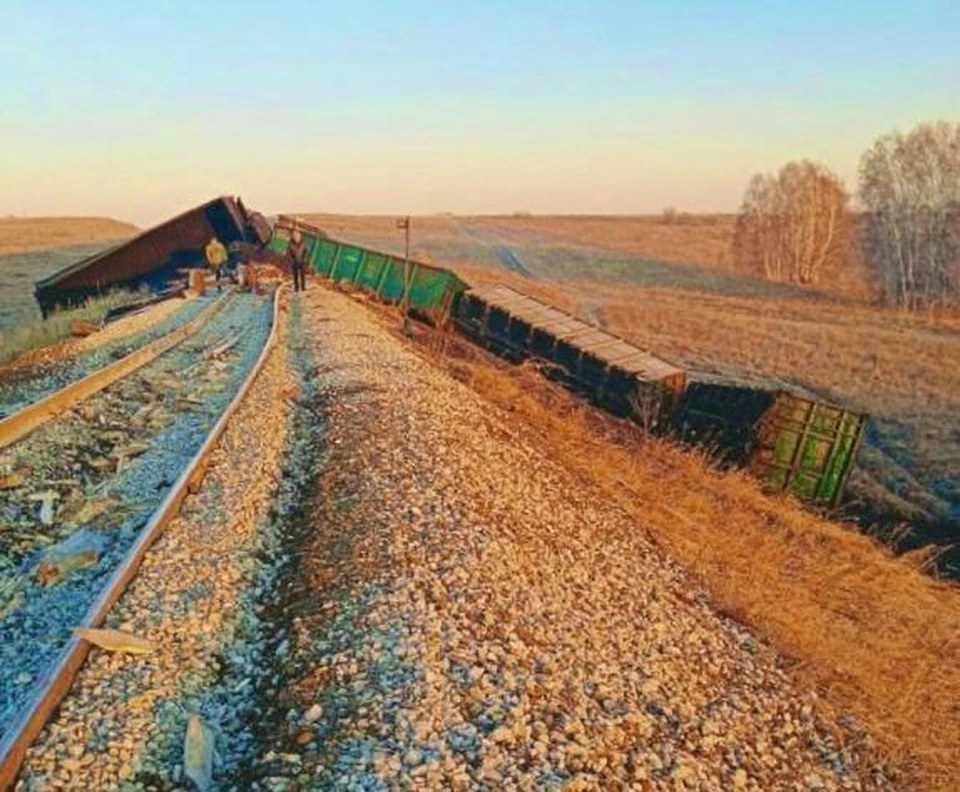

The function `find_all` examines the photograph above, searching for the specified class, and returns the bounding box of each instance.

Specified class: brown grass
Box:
[303,212,879,297]
[0,216,138,257]
[0,290,141,365]
[295,213,463,258]
[303,213,960,547]
[410,323,960,790]
[473,213,738,268]
[297,213,735,270]
[448,262,960,533]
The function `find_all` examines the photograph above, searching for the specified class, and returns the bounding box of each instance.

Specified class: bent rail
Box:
[0,286,285,790]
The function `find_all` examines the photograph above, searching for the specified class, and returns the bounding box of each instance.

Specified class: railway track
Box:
[0,294,228,451]
[0,295,213,423]
[0,287,282,787]
[0,284,906,790]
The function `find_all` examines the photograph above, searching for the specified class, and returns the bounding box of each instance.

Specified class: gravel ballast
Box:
[0,290,274,740]
[11,283,895,790]
[14,291,295,790]
[232,286,892,790]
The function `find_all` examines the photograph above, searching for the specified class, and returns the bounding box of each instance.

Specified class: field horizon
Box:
[4,211,958,563]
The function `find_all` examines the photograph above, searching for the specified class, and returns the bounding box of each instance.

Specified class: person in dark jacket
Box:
[287,226,307,292]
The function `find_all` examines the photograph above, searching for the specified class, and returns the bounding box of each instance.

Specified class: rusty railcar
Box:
[34,196,271,316]
[454,284,687,423]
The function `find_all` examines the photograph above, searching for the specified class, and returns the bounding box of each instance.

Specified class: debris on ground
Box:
[74,628,154,655]
[34,529,107,586]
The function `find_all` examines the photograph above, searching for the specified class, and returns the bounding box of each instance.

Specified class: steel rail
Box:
[0,291,231,450]
[0,286,285,790]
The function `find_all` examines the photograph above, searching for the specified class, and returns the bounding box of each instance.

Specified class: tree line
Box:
[732,121,960,308]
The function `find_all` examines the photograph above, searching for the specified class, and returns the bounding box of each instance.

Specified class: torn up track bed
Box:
[0,290,276,747]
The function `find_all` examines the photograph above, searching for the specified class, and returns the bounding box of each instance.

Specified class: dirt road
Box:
[455,221,534,277]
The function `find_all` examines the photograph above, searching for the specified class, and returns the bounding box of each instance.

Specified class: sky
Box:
[0,1,957,226]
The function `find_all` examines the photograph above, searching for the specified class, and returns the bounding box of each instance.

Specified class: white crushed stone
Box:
[243,286,892,791]
[15,297,294,791]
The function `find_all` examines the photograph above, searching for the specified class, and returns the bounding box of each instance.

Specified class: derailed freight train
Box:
[34,196,271,316]
[452,285,865,507]
[247,214,870,509]
[454,284,687,429]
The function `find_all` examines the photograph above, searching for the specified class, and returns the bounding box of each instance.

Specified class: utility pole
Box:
[396,215,411,329]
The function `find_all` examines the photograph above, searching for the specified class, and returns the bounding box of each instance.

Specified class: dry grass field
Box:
[304,213,960,563]
[300,213,736,270]
[0,216,138,257]
[0,217,139,334]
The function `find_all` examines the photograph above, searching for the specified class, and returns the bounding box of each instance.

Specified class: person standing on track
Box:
[204,236,228,292]
[287,225,308,293]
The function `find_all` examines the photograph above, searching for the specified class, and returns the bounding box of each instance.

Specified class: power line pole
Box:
[396,215,411,329]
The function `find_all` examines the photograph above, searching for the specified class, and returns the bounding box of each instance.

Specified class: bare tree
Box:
[859,121,960,308]
[733,161,850,285]
[734,173,782,280]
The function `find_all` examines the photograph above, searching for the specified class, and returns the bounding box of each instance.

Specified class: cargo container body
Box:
[35,196,270,316]
[676,380,866,507]
[454,284,687,425]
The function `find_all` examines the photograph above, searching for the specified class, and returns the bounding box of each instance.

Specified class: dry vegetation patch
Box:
[413,326,959,790]
[0,290,142,366]
[469,213,737,271]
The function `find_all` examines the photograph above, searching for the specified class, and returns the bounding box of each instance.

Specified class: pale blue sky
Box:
[0,1,956,225]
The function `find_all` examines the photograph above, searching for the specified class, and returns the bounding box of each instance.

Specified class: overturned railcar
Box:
[34,196,271,316]
[262,216,869,510]
[675,376,867,508]
[454,284,687,423]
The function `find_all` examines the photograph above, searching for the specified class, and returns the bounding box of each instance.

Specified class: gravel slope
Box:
[234,287,892,791]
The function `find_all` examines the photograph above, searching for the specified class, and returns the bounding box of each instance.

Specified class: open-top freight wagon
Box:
[453,284,687,428]
[451,285,865,508]
[34,196,271,317]
[230,213,870,509]
[675,377,867,507]
[269,215,467,326]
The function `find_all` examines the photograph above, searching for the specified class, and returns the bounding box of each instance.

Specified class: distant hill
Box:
[0,216,139,257]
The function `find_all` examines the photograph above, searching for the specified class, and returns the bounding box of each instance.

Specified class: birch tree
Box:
[733,161,849,285]
[859,121,960,308]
